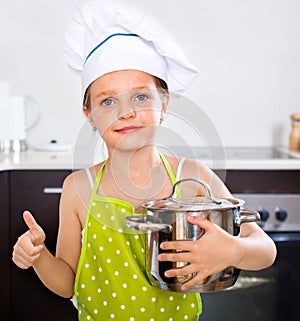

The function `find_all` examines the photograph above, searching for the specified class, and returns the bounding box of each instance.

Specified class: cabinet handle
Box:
[43,187,62,194]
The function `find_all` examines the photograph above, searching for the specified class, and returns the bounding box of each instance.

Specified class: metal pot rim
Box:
[142,196,245,212]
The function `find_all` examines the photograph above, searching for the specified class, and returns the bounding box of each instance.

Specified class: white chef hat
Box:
[63,1,199,97]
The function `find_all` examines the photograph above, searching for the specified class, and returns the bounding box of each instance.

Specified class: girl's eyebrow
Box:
[95,89,118,99]
[95,86,154,98]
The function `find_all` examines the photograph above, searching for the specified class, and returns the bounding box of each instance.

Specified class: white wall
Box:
[1,0,300,148]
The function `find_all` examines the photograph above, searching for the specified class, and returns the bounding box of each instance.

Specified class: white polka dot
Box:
[84,263,90,268]
[169,318,173,321]
[93,255,97,260]
[169,296,174,301]
[97,288,101,293]
[94,309,98,314]
[129,318,134,321]
[110,314,115,318]
[191,303,195,308]
[96,213,101,218]
[126,241,130,246]
[87,243,91,248]
[141,248,145,253]
[99,246,104,251]
[124,262,129,267]
[121,208,126,213]
[132,274,138,279]
[116,249,121,254]
[102,225,107,230]
[92,202,96,207]
[114,271,119,276]
[110,216,115,221]
[142,286,147,291]
[98,267,103,272]
[105,204,109,209]
[183,294,187,299]
[91,275,96,280]
[87,316,91,320]
[88,222,92,227]
[106,258,111,264]
[184,315,189,320]
[81,284,86,289]
[112,292,117,297]
[160,307,165,313]
[120,305,125,310]
[92,234,97,239]
[150,319,155,321]
[151,297,156,302]
[108,237,113,242]
[87,296,92,301]
[105,280,109,285]
[122,283,128,288]
[103,301,108,306]
[134,235,139,239]
[140,307,146,312]
[118,228,123,233]
[176,306,180,311]
[131,296,136,301]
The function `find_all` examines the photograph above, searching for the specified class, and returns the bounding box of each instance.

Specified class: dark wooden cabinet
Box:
[220,169,300,194]
[1,169,78,321]
[0,171,10,318]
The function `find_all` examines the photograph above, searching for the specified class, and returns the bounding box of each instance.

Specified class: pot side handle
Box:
[234,209,261,226]
[126,215,173,233]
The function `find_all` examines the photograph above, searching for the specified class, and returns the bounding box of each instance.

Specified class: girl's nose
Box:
[118,103,136,120]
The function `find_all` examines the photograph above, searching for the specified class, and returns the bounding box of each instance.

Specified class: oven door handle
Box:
[225,276,273,291]
[268,232,300,244]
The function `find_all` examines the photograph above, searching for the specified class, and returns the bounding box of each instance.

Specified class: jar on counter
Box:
[289,113,300,151]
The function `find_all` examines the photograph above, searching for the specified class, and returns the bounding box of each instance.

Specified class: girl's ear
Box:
[83,105,96,130]
[83,105,90,119]
[161,93,169,117]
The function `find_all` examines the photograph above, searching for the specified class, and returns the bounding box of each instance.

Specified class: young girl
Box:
[12,2,276,320]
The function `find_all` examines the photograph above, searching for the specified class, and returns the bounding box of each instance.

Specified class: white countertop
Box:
[1,147,300,171]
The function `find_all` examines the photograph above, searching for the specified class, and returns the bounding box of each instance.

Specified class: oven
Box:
[196,148,300,321]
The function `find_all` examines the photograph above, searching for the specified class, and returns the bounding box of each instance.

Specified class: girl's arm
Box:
[12,173,83,298]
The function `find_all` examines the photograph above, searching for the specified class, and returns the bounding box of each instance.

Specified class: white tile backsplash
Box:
[1,0,299,148]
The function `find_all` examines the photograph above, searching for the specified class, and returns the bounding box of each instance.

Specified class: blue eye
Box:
[135,94,148,102]
[101,98,114,106]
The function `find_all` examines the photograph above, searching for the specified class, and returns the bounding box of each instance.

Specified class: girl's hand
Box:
[12,211,46,269]
[157,215,239,291]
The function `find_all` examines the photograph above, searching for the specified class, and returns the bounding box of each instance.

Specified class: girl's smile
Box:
[114,125,143,134]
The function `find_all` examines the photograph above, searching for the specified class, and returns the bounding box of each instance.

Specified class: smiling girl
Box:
[12,2,276,320]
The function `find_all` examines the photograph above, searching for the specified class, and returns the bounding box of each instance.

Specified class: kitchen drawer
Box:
[8,170,78,321]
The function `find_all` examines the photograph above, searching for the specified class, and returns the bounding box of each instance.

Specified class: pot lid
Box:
[143,196,244,212]
[142,178,244,212]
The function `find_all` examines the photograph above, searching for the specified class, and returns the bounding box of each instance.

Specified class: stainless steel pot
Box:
[126,178,260,293]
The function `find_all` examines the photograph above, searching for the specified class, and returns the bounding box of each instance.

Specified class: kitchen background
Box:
[0,0,300,149]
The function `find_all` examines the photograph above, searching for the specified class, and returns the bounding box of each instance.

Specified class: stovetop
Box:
[161,146,300,160]
[223,147,298,160]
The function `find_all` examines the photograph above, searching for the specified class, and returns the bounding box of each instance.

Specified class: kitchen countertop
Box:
[1,146,300,171]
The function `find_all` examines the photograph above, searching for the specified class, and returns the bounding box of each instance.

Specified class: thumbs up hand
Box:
[12,211,46,269]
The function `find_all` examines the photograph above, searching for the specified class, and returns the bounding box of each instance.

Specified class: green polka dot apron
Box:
[74,154,202,320]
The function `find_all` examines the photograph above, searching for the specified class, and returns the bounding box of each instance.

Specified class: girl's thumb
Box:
[23,210,40,232]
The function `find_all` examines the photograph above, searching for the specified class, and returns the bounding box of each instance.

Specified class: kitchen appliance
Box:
[189,147,300,321]
[126,178,260,293]
[0,81,40,152]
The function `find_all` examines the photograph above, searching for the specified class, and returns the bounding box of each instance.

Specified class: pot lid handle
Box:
[168,178,221,204]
